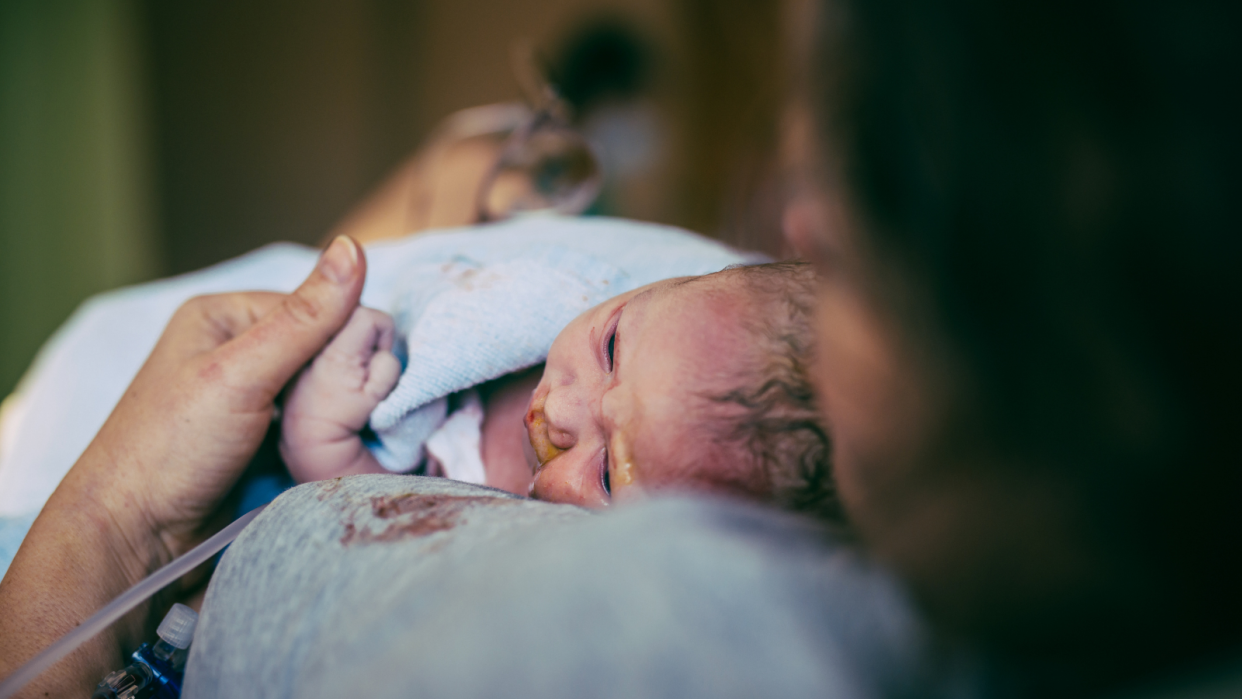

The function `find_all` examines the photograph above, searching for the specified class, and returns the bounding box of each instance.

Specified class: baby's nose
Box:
[542,388,583,449]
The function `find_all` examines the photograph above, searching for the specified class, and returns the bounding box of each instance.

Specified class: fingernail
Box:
[319,236,358,284]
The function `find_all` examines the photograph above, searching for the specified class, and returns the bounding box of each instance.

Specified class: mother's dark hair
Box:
[813,0,1241,688]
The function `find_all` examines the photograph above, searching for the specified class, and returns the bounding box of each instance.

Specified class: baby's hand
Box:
[280,306,402,482]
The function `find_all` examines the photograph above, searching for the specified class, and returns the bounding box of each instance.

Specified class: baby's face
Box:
[524,274,757,508]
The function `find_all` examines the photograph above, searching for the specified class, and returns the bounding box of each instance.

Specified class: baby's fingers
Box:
[365,349,402,402]
[327,306,401,402]
[323,306,396,360]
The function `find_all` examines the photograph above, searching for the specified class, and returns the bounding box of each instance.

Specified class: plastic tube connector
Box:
[155,604,198,650]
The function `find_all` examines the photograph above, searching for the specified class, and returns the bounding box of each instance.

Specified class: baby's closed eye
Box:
[602,311,621,372]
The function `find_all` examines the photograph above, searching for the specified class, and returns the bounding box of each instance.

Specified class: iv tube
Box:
[0,504,267,699]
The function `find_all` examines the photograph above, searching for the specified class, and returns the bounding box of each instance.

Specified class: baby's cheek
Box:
[531,454,610,509]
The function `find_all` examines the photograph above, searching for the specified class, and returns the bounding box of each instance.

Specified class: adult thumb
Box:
[217,236,367,398]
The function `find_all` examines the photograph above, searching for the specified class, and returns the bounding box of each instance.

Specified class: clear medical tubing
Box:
[0,504,267,699]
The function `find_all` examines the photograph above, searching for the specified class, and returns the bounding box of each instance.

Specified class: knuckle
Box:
[361,306,392,328]
[173,294,213,321]
[375,353,402,382]
[169,294,230,338]
[283,292,324,326]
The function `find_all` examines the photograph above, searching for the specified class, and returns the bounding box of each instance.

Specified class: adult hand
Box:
[0,236,366,697]
[101,235,367,557]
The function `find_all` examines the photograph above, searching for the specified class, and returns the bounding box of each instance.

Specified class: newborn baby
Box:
[281,262,836,516]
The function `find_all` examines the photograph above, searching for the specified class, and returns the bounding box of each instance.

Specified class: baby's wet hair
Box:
[698,261,841,523]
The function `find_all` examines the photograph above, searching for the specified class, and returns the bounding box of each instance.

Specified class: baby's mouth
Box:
[524,398,564,470]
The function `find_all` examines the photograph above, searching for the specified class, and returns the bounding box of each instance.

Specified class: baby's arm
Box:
[281,307,402,483]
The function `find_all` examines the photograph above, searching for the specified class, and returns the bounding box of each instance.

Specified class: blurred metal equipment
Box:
[474,42,604,222]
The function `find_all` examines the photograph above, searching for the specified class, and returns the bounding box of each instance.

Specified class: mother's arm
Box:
[0,237,366,698]
[324,130,504,246]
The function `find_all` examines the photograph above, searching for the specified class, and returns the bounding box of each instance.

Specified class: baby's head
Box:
[525,261,837,519]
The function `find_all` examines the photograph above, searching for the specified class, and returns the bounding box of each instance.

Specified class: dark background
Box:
[0,0,787,397]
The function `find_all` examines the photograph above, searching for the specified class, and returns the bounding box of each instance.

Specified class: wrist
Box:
[56,446,174,586]
[0,447,161,696]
